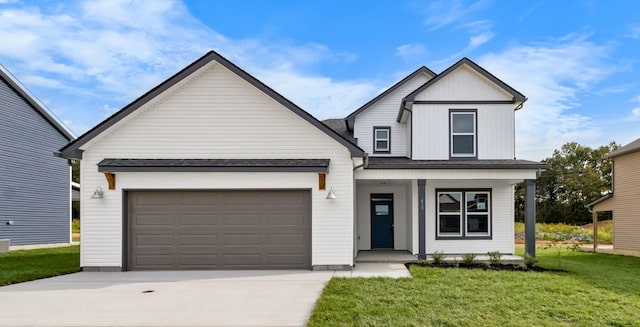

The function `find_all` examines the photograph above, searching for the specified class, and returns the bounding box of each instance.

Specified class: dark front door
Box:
[371,194,394,248]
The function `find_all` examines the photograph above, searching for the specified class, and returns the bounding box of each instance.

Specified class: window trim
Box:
[449,109,477,159]
[373,126,391,153]
[436,188,492,240]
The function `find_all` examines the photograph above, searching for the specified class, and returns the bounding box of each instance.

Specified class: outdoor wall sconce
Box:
[326,188,336,199]
[91,186,104,199]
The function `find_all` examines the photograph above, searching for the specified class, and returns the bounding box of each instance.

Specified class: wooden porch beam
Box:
[318,173,326,190]
[104,172,116,190]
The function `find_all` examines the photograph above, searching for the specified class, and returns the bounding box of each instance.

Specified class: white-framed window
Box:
[450,111,476,158]
[437,190,491,238]
[373,126,390,153]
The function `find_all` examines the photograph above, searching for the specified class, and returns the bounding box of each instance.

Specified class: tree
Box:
[518,141,619,225]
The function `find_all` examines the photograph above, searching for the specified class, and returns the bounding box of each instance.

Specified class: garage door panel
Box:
[223,234,262,245]
[179,214,218,225]
[180,234,218,245]
[223,214,263,226]
[128,190,310,270]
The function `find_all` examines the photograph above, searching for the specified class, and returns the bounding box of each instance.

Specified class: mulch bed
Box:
[406,262,566,272]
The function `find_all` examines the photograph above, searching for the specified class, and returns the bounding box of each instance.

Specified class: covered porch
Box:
[353,159,543,262]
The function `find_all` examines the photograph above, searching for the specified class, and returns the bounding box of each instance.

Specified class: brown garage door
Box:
[127,190,311,270]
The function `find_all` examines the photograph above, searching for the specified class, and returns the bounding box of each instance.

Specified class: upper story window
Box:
[450,110,477,158]
[373,126,391,153]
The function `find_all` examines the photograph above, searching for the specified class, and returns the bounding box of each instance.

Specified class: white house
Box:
[59,51,544,271]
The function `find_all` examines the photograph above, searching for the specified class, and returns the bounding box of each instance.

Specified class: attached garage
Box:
[126,190,311,270]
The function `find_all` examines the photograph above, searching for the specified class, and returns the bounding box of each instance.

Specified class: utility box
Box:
[0,239,10,252]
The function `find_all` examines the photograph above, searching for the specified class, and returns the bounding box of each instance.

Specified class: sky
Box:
[1,0,639,160]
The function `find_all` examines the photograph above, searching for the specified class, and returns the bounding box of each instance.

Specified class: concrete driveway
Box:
[0,270,335,327]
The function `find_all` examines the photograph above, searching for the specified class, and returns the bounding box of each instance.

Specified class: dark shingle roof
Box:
[97,158,330,173]
[322,118,355,143]
[366,157,549,170]
[607,137,640,158]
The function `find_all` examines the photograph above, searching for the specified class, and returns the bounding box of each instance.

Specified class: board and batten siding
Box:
[425,180,515,254]
[594,151,640,251]
[411,103,515,160]
[414,65,514,101]
[353,73,432,157]
[79,60,355,268]
[0,77,70,245]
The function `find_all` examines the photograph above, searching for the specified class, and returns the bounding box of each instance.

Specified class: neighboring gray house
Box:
[0,64,75,246]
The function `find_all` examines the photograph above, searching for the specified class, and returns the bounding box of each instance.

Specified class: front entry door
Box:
[371,194,394,248]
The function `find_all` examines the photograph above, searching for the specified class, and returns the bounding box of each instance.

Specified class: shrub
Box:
[72,219,80,233]
[522,253,538,268]
[431,251,445,265]
[461,253,476,265]
[487,251,502,265]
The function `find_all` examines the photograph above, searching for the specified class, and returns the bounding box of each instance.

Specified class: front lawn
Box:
[308,248,640,326]
[0,245,80,286]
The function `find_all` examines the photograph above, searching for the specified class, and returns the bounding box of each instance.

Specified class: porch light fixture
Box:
[91,186,104,199]
[326,188,336,199]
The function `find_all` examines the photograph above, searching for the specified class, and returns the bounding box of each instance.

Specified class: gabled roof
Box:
[585,192,613,209]
[59,50,364,159]
[345,66,436,129]
[322,118,355,143]
[397,57,527,122]
[0,64,75,141]
[607,137,640,158]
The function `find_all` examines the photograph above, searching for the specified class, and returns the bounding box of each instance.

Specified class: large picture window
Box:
[450,110,476,158]
[437,189,491,238]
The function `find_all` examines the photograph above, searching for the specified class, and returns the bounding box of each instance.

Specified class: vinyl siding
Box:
[79,60,355,268]
[594,152,640,251]
[353,73,432,156]
[411,103,515,160]
[415,65,514,101]
[0,77,70,245]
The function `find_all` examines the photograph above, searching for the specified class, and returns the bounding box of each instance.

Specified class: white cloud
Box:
[423,0,489,31]
[478,36,616,160]
[629,108,640,121]
[395,44,426,60]
[632,95,640,102]
[0,0,378,134]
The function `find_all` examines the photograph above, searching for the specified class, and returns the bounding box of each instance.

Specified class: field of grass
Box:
[0,245,80,286]
[308,248,640,326]
[514,221,612,244]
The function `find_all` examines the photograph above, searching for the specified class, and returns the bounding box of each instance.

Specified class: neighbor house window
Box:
[373,127,390,153]
[437,189,491,238]
[450,110,476,158]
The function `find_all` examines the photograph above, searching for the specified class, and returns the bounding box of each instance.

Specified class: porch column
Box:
[418,179,426,260]
[524,179,536,257]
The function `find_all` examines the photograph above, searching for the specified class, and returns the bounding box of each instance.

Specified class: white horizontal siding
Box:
[80,60,355,268]
[425,180,514,254]
[415,65,513,101]
[411,103,515,160]
[353,73,432,156]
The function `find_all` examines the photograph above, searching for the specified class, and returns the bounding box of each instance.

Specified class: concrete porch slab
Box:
[334,263,412,278]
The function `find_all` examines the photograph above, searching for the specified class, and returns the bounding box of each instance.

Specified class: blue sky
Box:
[1,0,639,160]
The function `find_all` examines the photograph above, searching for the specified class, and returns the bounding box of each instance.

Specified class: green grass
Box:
[308,248,640,326]
[0,245,80,286]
